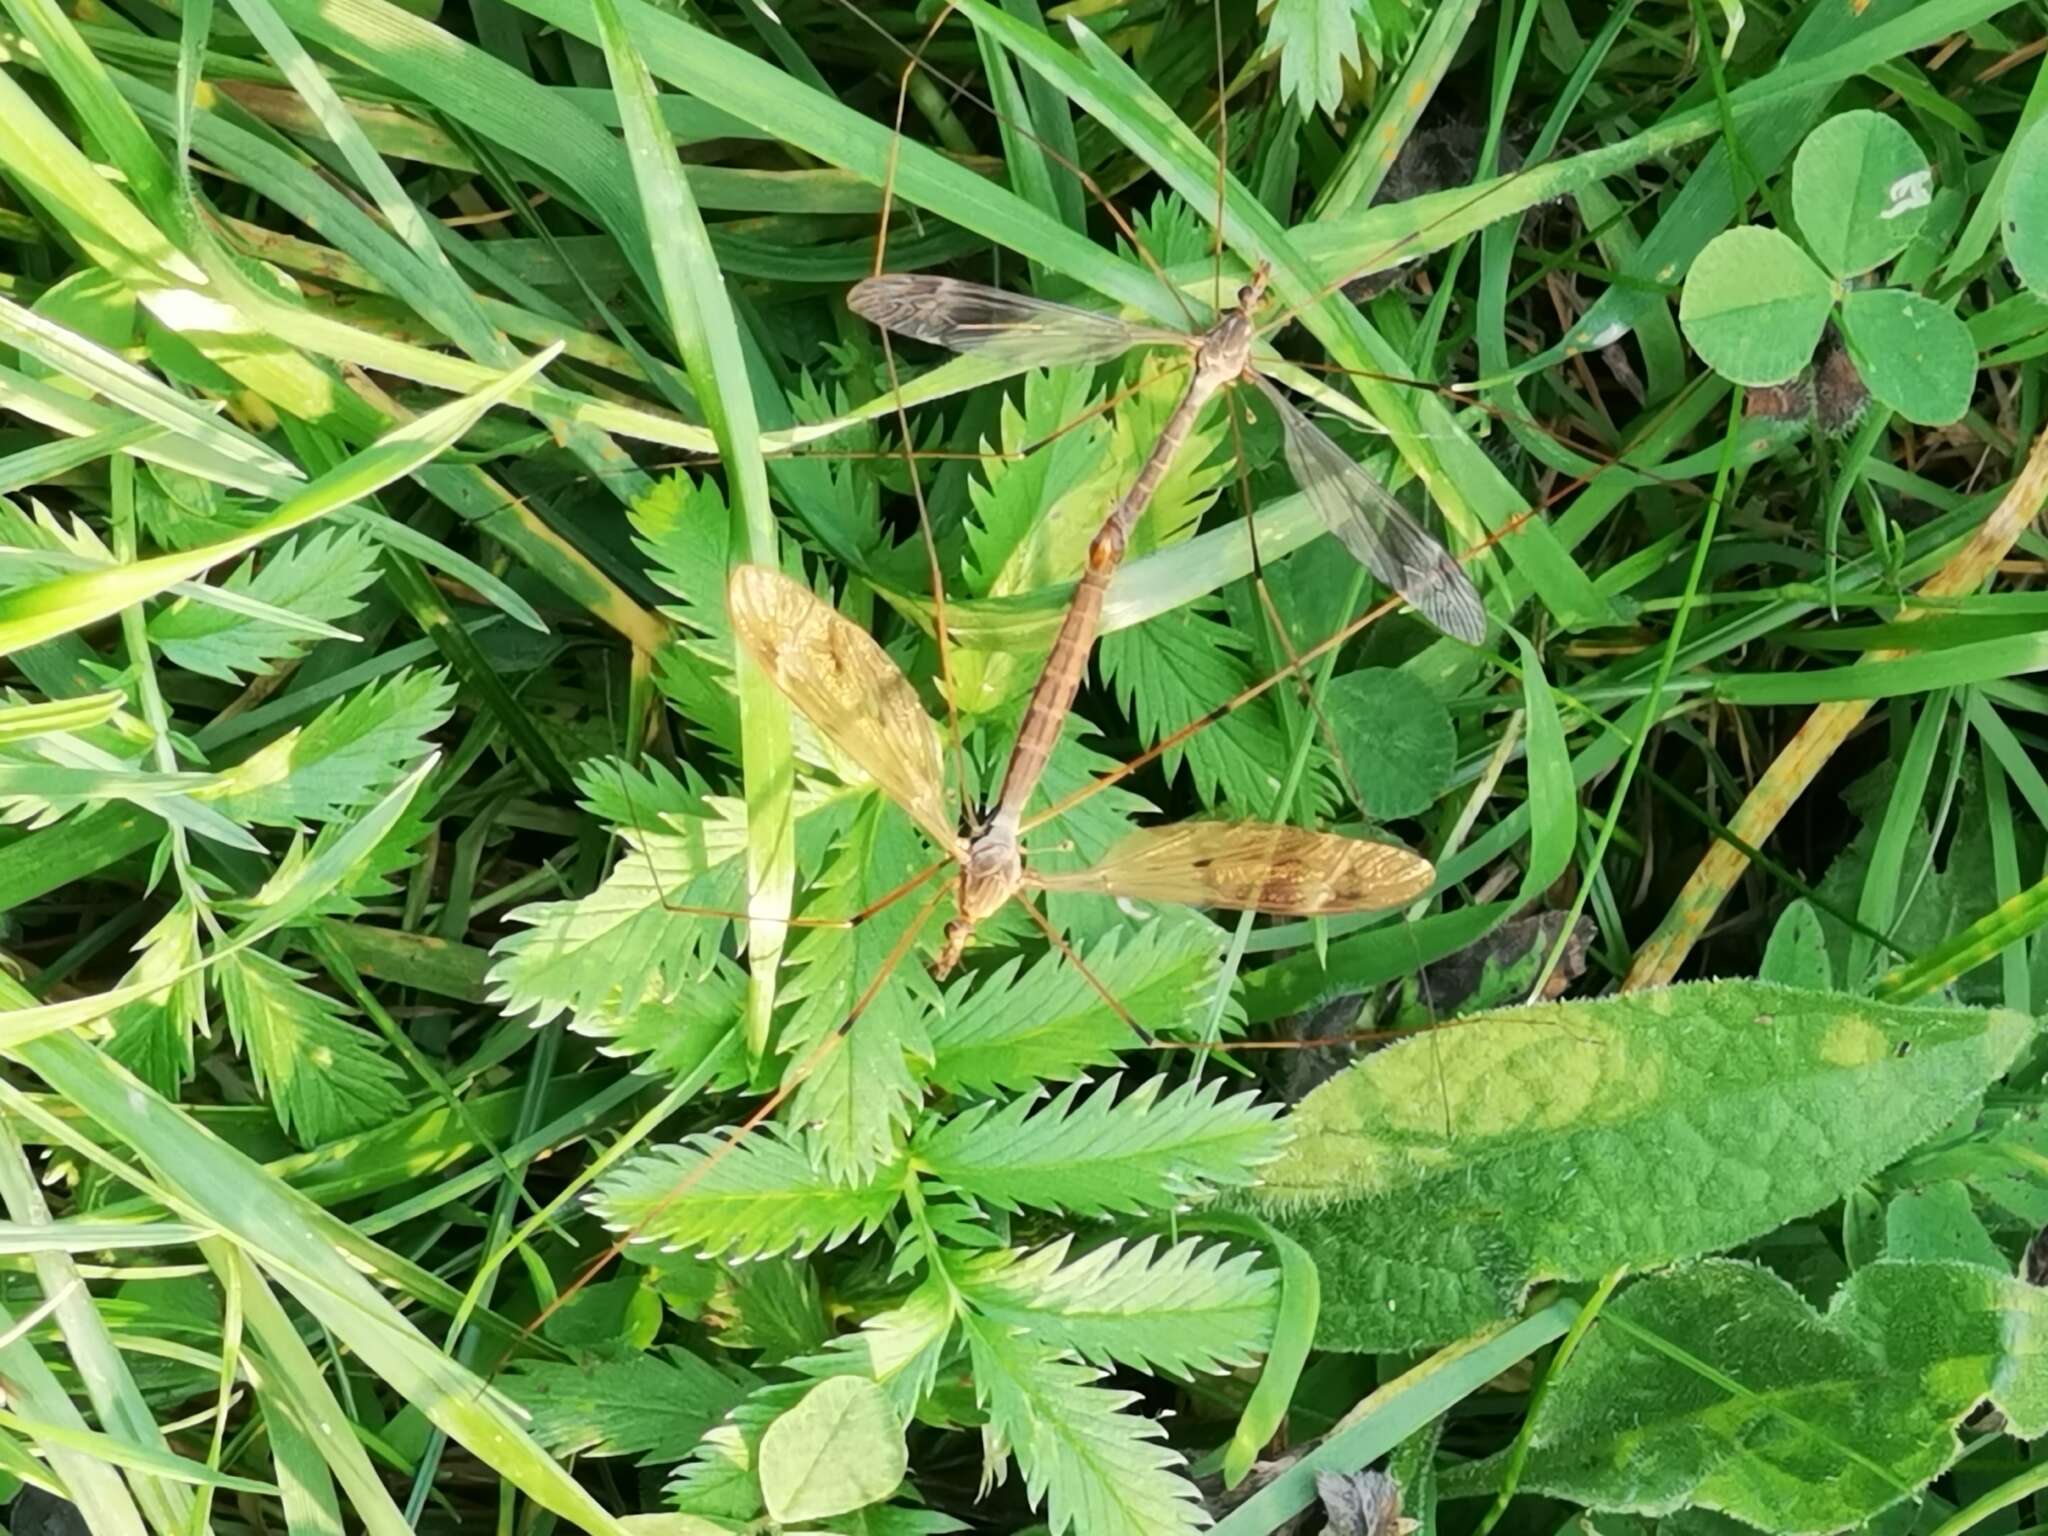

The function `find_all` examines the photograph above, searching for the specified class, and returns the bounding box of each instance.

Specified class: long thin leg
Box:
[830,0,1205,335]
[612,757,950,931]
[1013,895,1154,1046]
[1023,515,1539,835]
[516,879,953,1344]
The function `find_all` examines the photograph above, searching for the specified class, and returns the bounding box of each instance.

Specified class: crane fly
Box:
[727,561,1435,983]
[847,270,1490,647]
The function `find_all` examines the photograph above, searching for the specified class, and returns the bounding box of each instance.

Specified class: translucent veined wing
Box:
[1254,376,1489,645]
[848,274,1181,367]
[1035,821,1433,914]
[727,564,960,854]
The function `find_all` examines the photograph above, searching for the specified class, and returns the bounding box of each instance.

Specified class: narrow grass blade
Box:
[0,348,557,657]
[1211,1301,1578,1533]
[593,0,791,1054]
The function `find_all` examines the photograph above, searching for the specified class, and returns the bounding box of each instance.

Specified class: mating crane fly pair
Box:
[723,267,1485,991]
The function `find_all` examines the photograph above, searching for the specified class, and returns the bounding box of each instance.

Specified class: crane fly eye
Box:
[1237,283,1257,309]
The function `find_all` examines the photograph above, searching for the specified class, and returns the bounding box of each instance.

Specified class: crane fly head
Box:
[1238,260,1273,315]
[933,821,1026,979]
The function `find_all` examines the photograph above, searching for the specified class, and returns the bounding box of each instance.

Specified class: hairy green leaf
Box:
[1445,1259,2048,1531]
[1250,981,2033,1350]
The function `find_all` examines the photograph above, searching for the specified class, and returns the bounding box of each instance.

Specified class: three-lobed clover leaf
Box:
[1839,288,1977,427]
[1681,110,1977,426]
[1678,226,1834,386]
[1793,108,1933,278]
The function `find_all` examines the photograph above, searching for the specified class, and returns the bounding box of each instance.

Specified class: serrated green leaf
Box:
[1112,355,1230,558]
[953,368,1117,714]
[916,1075,1287,1217]
[147,527,378,682]
[965,368,1114,599]
[1679,228,1835,386]
[210,669,453,826]
[1100,604,1331,816]
[780,800,934,1182]
[504,1349,749,1466]
[1444,1259,2048,1531]
[792,1277,955,1420]
[1791,110,1932,278]
[706,1260,831,1358]
[927,922,1221,1094]
[215,948,407,1145]
[958,1236,1275,1379]
[488,764,750,1036]
[593,1127,905,1261]
[104,901,205,1095]
[759,1376,907,1525]
[963,1319,1204,1536]
[1250,981,2034,1350]
[632,472,742,755]
[1260,0,1373,118]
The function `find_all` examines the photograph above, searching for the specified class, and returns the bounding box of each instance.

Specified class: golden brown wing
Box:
[727,564,960,853]
[1035,821,1432,914]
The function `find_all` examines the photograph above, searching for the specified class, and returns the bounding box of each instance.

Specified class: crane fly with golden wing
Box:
[727,563,1435,991]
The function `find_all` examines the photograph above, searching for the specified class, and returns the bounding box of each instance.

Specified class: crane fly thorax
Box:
[958,824,1023,922]
[1193,309,1257,389]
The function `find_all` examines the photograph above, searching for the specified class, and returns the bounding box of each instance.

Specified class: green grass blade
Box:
[593,0,790,1055]
[954,0,1606,631]
[0,347,556,656]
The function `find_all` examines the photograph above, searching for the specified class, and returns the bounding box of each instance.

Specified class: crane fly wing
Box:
[1255,377,1489,645]
[1036,821,1434,914]
[727,565,960,854]
[848,275,1177,367]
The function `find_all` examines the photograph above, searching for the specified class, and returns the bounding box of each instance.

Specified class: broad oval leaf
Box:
[758,1376,907,1524]
[1838,288,1976,426]
[2003,115,2048,292]
[1678,228,1834,387]
[1759,899,1831,989]
[1792,110,1933,278]
[1247,981,2033,1350]
[1324,668,1454,819]
[1443,1259,2048,1532]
